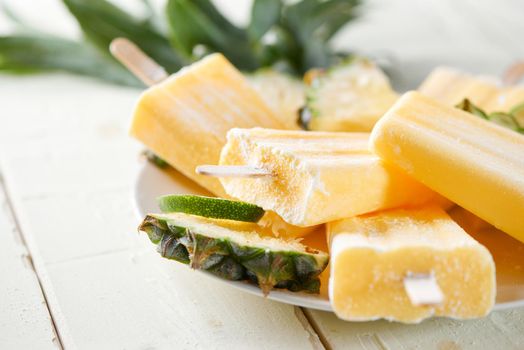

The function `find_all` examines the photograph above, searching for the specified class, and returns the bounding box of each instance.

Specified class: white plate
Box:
[134,161,524,312]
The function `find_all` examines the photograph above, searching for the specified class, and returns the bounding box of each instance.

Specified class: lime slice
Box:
[157,195,265,223]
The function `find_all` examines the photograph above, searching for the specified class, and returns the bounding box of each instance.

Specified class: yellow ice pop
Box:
[370,91,524,243]
[329,206,496,323]
[218,128,437,226]
[419,67,524,112]
[130,53,286,196]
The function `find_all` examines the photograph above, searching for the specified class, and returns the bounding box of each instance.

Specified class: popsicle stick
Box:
[110,37,169,86]
[502,60,524,85]
[196,165,273,178]
[403,272,444,306]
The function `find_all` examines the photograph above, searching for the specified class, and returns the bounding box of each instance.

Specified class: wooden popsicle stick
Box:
[403,272,444,306]
[196,165,274,178]
[502,60,524,86]
[110,37,169,86]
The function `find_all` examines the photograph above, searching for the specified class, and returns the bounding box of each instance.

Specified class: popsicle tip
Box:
[196,165,274,178]
[403,272,444,306]
[109,37,168,87]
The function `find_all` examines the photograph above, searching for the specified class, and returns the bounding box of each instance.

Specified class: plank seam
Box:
[300,307,333,350]
[0,171,64,350]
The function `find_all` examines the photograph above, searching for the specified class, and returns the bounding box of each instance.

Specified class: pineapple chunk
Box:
[302,58,398,132]
[247,70,304,130]
[139,212,329,295]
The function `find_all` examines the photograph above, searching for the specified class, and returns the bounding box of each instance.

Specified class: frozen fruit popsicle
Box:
[419,67,524,112]
[370,91,524,243]
[130,53,286,196]
[328,206,496,323]
[217,128,437,226]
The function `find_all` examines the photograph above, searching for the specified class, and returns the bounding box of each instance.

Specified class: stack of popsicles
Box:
[130,54,524,323]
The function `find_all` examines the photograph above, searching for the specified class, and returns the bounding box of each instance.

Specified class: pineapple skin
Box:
[139,213,329,295]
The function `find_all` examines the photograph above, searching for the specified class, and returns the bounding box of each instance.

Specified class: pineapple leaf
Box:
[142,150,170,169]
[166,0,258,70]
[248,0,282,41]
[280,0,359,73]
[456,98,524,134]
[456,98,489,119]
[62,0,185,73]
[0,0,362,84]
[0,35,142,87]
[310,0,361,40]
[190,0,245,39]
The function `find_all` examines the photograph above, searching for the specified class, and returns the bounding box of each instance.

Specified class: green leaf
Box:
[1,0,362,84]
[278,0,360,73]
[488,112,521,131]
[456,98,489,119]
[310,0,361,40]
[456,98,524,134]
[248,0,281,41]
[142,149,170,169]
[0,35,142,87]
[166,0,258,70]
[62,0,185,73]
[190,0,244,39]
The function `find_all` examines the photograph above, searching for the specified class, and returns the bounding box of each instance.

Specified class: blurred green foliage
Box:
[0,0,360,86]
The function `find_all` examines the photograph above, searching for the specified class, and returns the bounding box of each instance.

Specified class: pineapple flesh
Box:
[302,58,398,132]
[247,70,304,130]
[139,212,329,295]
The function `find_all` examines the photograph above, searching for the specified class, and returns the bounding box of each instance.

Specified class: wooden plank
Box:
[0,75,324,349]
[0,178,59,349]
[304,308,524,349]
[2,173,323,349]
[43,248,323,349]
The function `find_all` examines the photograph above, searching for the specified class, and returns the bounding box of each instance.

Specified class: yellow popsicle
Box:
[370,91,524,242]
[219,128,437,226]
[329,206,496,323]
[130,53,286,196]
[419,67,524,112]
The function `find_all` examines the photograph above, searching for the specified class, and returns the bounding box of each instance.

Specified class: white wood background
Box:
[1,1,524,349]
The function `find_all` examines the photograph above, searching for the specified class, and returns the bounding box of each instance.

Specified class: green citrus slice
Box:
[157,195,265,223]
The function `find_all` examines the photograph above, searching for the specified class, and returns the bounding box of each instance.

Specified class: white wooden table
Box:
[2,1,524,349]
